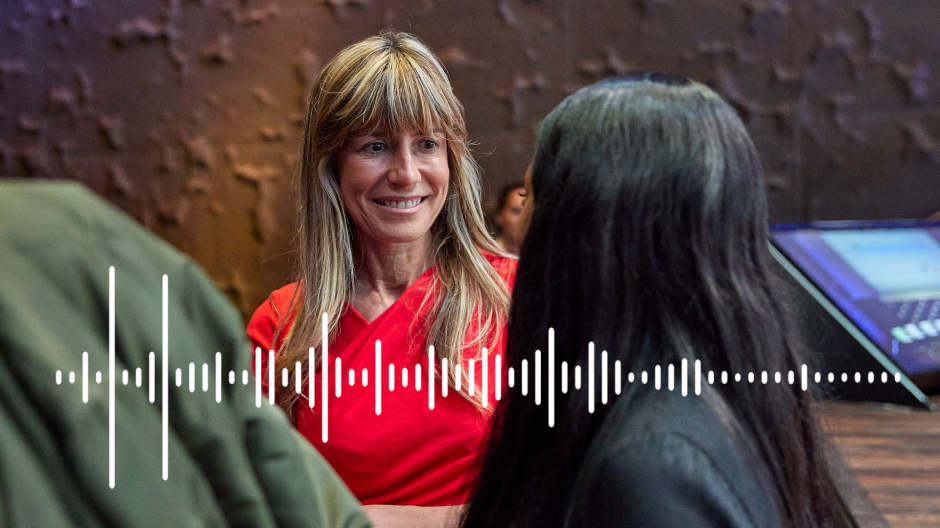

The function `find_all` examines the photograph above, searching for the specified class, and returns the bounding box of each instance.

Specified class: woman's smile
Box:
[373,196,428,211]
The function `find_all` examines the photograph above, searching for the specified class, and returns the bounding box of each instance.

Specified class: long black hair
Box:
[461,73,855,528]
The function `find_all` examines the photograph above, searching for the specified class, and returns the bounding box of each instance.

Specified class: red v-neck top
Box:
[247,252,516,505]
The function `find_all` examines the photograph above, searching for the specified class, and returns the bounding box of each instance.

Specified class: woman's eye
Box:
[366,142,386,153]
[420,139,438,150]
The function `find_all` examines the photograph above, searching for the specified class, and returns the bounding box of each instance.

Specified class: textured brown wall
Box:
[2,0,939,319]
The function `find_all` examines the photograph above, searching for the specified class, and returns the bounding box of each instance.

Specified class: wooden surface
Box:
[819,396,940,528]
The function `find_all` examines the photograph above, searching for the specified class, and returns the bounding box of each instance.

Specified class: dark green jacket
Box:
[0,180,371,528]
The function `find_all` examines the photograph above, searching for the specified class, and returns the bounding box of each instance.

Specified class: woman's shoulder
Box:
[247,283,300,346]
[267,283,301,315]
[480,249,517,287]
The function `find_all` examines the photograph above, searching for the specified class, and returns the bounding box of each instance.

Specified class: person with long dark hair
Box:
[461,73,858,527]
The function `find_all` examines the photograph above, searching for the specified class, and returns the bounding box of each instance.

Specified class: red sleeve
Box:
[247,297,278,358]
[247,283,300,394]
[482,251,517,291]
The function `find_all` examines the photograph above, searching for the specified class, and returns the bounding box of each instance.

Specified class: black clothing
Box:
[568,389,783,528]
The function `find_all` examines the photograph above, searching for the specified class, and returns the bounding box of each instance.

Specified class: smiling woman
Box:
[246,32,515,528]
[336,129,450,252]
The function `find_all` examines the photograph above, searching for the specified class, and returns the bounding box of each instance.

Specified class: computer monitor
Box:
[770,220,940,410]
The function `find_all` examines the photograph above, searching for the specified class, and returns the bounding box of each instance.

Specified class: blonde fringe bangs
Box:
[323,39,465,146]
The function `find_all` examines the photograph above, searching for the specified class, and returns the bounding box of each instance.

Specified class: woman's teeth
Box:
[380,198,421,209]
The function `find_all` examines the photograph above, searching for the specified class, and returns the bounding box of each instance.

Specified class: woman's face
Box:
[336,128,450,248]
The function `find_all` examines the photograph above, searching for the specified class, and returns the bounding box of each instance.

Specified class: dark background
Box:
[2,0,938,319]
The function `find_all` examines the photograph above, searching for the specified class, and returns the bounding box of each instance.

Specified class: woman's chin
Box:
[359,228,435,248]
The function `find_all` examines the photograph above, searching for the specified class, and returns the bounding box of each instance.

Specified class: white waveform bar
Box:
[375,340,382,415]
[534,351,540,406]
[482,347,488,409]
[615,360,621,395]
[254,348,261,408]
[322,313,328,443]
[521,359,527,396]
[561,361,567,394]
[162,273,168,482]
[336,358,343,397]
[108,267,115,490]
[548,328,554,428]
[216,353,222,403]
[495,353,502,402]
[442,357,449,397]
[309,346,315,408]
[428,346,435,410]
[588,342,594,414]
[467,359,474,397]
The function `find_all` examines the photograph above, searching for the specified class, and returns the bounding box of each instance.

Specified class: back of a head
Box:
[516,73,779,414]
[464,74,856,528]
[526,72,767,323]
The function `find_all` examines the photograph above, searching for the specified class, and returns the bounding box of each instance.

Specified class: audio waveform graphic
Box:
[53,268,906,487]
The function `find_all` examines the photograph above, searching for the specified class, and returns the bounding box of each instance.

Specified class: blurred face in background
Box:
[495,184,526,253]
[515,165,534,247]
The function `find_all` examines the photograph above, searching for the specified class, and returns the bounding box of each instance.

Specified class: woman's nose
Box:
[387,148,420,188]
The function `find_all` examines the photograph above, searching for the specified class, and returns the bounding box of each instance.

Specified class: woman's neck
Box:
[350,234,435,322]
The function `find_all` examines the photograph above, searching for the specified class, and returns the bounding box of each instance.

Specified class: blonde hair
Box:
[276,31,511,415]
